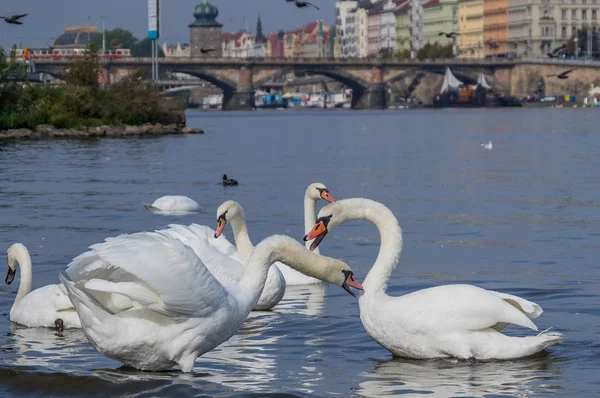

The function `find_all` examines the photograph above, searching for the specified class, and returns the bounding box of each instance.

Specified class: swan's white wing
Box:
[67,232,227,317]
[390,284,538,333]
[487,290,543,319]
[161,224,244,288]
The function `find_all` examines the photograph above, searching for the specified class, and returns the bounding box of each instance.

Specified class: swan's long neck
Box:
[240,236,340,313]
[230,213,254,263]
[11,248,33,312]
[304,194,320,255]
[342,199,403,294]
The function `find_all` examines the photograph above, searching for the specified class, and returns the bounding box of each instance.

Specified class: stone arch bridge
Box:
[30,57,600,110]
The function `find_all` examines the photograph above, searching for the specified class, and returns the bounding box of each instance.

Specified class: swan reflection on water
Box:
[276,283,329,317]
[1,324,91,370]
[195,311,283,392]
[356,353,566,398]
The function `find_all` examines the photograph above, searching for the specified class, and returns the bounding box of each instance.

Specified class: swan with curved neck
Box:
[62,233,362,372]
[214,183,334,286]
[305,198,563,360]
[6,243,81,329]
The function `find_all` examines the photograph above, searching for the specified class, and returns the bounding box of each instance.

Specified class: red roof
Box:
[423,0,439,7]
[304,22,318,33]
[395,0,410,13]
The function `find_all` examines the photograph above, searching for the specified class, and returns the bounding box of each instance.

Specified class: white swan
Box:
[5,243,81,329]
[161,222,282,311]
[480,141,493,150]
[304,198,564,360]
[144,195,201,213]
[60,232,362,372]
[214,182,335,286]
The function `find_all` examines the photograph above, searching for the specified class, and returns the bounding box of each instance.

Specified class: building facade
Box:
[346,3,370,57]
[410,0,425,53]
[189,0,223,57]
[508,0,600,57]
[458,0,484,57]
[422,0,459,47]
[368,2,384,55]
[381,0,399,53]
[483,0,508,56]
[221,31,254,57]
[162,41,191,57]
[396,1,413,51]
[337,0,359,57]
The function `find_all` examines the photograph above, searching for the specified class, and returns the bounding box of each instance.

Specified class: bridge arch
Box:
[254,67,370,108]
[161,66,244,109]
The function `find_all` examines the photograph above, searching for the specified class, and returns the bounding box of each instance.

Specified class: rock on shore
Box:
[0,124,204,140]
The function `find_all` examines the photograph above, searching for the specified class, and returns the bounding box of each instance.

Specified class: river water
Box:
[0,109,598,397]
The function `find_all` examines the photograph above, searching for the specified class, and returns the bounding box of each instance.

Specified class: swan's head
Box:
[6,243,27,285]
[303,199,378,251]
[306,182,335,203]
[214,200,244,238]
[264,235,363,296]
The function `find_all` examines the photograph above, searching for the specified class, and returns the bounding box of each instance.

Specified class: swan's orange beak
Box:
[303,216,331,251]
[342,270,363,297]
[320,190,335,203]
[214,215,227,238]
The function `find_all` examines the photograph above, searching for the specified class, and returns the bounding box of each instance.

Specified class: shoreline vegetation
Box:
[0,44,197,139]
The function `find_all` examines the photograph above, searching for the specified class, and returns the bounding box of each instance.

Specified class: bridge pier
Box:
[354,83,387,109]
[353,66,386,109]
[222,65,255,111]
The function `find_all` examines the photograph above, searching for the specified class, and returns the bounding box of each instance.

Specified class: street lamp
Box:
[101,16,106,54]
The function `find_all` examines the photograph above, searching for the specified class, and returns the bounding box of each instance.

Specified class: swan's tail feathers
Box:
[143,203,160,212]
[59,274,110,324]
[537,329,565,348]
[491,291,543,319]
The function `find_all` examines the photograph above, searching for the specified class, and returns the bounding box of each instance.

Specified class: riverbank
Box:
[0,123,203,140]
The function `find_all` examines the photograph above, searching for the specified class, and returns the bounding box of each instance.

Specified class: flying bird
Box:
[546,44,566,58]
[546,68,577,79]
[200,48,217,55]
[438,32,460,38]
[294,1,320,10]
[0,14,28,25]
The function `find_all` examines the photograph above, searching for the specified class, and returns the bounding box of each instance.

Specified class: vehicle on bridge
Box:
[15,48,131,60]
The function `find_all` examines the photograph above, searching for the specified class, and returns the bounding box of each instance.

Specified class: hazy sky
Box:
[0,0,333,49]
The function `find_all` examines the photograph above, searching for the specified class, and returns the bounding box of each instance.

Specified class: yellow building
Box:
[457,0,484,58]
[483,0,508,56]
[283,31,298,58]
[395,1,412,52]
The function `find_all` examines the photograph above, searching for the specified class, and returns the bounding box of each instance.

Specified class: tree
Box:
[395,49,411,59]
[65,43,102,90]
[131,38,165,57]
[417,42,454,60]
[90,28,137,52]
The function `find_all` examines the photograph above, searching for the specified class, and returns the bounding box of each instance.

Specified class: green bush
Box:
[0,44,162,131]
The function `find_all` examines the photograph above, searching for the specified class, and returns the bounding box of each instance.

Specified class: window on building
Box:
[562,26,567,37]
[573,26,577,36]
[572,9,577,19]
[562,9,568,19]
[583,9,587,19]
[593,9,597,19]
[544,10,549,17]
